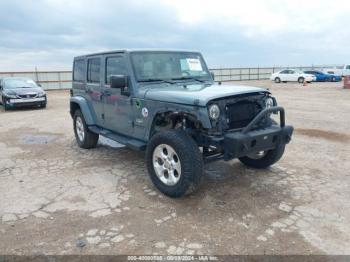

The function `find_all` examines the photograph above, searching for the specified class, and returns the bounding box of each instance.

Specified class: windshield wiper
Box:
[138,78,174,84]
[171,77,205,83]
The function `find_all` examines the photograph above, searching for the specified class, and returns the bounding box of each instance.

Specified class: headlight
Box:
[37,92,46,97]
[4,93,16,99]
[208,104,220,120]
[265,97,274,108]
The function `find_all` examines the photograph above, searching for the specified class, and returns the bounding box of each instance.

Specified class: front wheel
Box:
[274,77,281,83]
[239,144,285,169]
[73,109,99,149]
[2,97,9,111]
[298,77,305,83]
[146,130,203,198]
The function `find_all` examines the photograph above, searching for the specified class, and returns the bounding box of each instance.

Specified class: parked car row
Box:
[0,77,47,111]
[270,69,342,83]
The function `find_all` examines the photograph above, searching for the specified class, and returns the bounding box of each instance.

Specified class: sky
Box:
[0,0,349,71]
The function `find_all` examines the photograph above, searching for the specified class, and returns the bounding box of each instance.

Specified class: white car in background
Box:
[270,69,316,83]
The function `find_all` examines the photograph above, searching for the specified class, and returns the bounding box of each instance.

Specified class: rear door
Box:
[279,70,289,81]
[86,57,104,126]
[102,54,134,135]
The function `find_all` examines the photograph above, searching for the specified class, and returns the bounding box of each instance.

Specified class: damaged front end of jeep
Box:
[188,91,293,162]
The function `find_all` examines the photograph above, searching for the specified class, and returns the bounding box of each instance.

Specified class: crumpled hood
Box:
[4,87,43,95]
[142,83,268,106]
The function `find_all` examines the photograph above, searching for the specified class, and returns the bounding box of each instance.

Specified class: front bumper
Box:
[5,97,46,107]
[222,107,293,160]
[306,76,316,82]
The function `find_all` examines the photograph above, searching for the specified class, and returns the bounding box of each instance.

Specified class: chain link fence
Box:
[0,65,340,90]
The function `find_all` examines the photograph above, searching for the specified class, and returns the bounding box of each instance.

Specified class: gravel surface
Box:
[0,80,349,255]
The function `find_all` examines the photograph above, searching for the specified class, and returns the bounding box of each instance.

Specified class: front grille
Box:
[226,101,261,129]
[18,94,37,99]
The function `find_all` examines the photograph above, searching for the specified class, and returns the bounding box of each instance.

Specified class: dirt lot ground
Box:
[1,80,350,256]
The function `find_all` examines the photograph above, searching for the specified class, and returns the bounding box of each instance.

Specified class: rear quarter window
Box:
[73,60,85,82]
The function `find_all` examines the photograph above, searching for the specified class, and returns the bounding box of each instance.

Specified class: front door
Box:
[102,55,134,136]
[288,70,298,81]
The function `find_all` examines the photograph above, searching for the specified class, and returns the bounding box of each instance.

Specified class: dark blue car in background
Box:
[304,70,342,82]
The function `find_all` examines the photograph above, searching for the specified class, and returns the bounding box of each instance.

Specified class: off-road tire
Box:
[239,144,286,169]
[146,130,203,198]
[274,77,281,83]
[73,109,99,149]
[298,77,305,83]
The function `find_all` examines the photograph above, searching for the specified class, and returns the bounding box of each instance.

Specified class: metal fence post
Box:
[58,72,62,89]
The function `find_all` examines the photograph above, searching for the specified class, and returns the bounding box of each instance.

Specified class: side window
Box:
[87,58,101,83]
[280,70,288,74]
[289,70,295,74]
[73,60,85,82]
[105,56,127,84]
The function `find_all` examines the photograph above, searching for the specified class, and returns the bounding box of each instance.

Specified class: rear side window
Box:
[73,60,85,82]
[105,56,127,84]
[87,58,101,83]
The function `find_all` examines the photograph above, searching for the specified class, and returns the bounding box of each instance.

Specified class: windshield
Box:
[4,78,38,89]
[130,52,211,82]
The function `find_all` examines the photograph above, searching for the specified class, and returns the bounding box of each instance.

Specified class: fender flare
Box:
[70,96,95,126]
[145,108,209,140]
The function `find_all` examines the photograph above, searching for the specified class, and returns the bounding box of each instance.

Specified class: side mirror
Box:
[110,75,127,89]
[37,83,42,87]
[110,75,130,96]
[210,72,215,80]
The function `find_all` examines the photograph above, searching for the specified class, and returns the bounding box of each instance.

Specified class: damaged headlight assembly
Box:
[208,104,220,120]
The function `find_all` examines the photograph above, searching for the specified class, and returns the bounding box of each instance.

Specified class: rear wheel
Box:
[274,77,281,83]
[73,109,99,149]
[298,77,305,83]
[239,144,285,169]
[331,76,336,82]
[146,130,203,198]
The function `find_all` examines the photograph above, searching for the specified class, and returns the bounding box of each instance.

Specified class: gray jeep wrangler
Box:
[70,50,293,197]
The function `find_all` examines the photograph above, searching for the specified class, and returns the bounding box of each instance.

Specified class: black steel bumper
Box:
[223,106,293,160]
